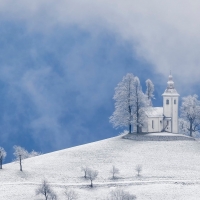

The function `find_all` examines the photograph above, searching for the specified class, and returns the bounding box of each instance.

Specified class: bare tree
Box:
[36,179,56,200]
[145,79,154,106]
[0,147,6,169]
[109,188,136,200]
[110,165,119,179]
[87,168,98,187]
[179,95,200,137]
[13,145,29,171]
[135,165,142,177]
[81,166,90,178]
[64,188,78,200]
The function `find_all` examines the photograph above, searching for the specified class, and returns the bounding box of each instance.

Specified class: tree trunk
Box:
[90,180,93,187]
[129,124,131,134]
[0,158,2,169]
[128,104,132,134]
[190,122,193,137]
[19,155,22,171]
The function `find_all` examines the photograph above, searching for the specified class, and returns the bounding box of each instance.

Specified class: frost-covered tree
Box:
[109,188,136,200]
[13,145,29,171]
[110,165,119,179]
[132,77,148,133]
[145,79,154,106]
[64,188,78,200]
[0,147,6,169]
[179,118,190,135]
[87,168,98,187]
[13,146,41,171]
[179,95,200,137]
[81,166,90,179]
[28,150,42,158]
[135,165,142,176]
[110,74,148,134]
[36,179,57,200]
[109,73,135,133]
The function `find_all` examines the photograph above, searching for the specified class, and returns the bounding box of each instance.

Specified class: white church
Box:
[144,74,179,133]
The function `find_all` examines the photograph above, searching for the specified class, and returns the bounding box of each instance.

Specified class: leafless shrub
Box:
[64,188,78,200]
[109,188,136,200]
[49,191,57,200]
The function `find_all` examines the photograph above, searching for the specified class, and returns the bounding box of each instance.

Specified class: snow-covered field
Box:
[1,133,200,199]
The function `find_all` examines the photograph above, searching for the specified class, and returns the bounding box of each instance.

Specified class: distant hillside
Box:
[1,134,200,199]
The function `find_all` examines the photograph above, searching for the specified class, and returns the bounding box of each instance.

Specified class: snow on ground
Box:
[1,134,200,199]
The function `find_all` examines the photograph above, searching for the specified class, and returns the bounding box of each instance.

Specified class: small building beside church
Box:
[144,74,179,133]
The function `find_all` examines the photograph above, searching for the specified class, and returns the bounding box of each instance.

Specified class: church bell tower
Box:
[162,74,179,133]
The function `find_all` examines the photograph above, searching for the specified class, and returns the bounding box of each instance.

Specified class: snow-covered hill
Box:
[1,133,200,199]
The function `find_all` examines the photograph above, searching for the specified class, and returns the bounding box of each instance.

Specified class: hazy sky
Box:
[0,1,200,162]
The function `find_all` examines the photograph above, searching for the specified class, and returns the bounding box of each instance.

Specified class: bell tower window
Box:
[174,99,176,104]
[166,99,169,105]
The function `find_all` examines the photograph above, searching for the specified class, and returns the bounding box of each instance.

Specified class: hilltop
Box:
[1,133,200,199]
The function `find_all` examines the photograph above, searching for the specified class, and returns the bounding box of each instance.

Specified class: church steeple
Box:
[167,74,175,89]
[162,73,179,133]
[163,73,179,95]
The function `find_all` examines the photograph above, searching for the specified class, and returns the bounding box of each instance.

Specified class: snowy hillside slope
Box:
[1,133,200,199]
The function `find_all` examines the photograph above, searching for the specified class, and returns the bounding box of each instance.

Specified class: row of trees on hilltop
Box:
[0,145,41,170]
[109,73,154,134]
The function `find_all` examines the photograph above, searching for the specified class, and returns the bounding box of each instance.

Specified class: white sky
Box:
[1,0,200,83]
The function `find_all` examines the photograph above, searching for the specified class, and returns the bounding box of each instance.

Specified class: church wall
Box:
[147,117,163,133]
[172,96,179,133]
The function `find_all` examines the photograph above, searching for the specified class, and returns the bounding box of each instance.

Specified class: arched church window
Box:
[152,120,154,129]
[174,99,176,104]
[166,99,169,104]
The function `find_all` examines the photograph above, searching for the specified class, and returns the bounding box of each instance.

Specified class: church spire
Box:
[167,73,175,89]
[162,73,179,96]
